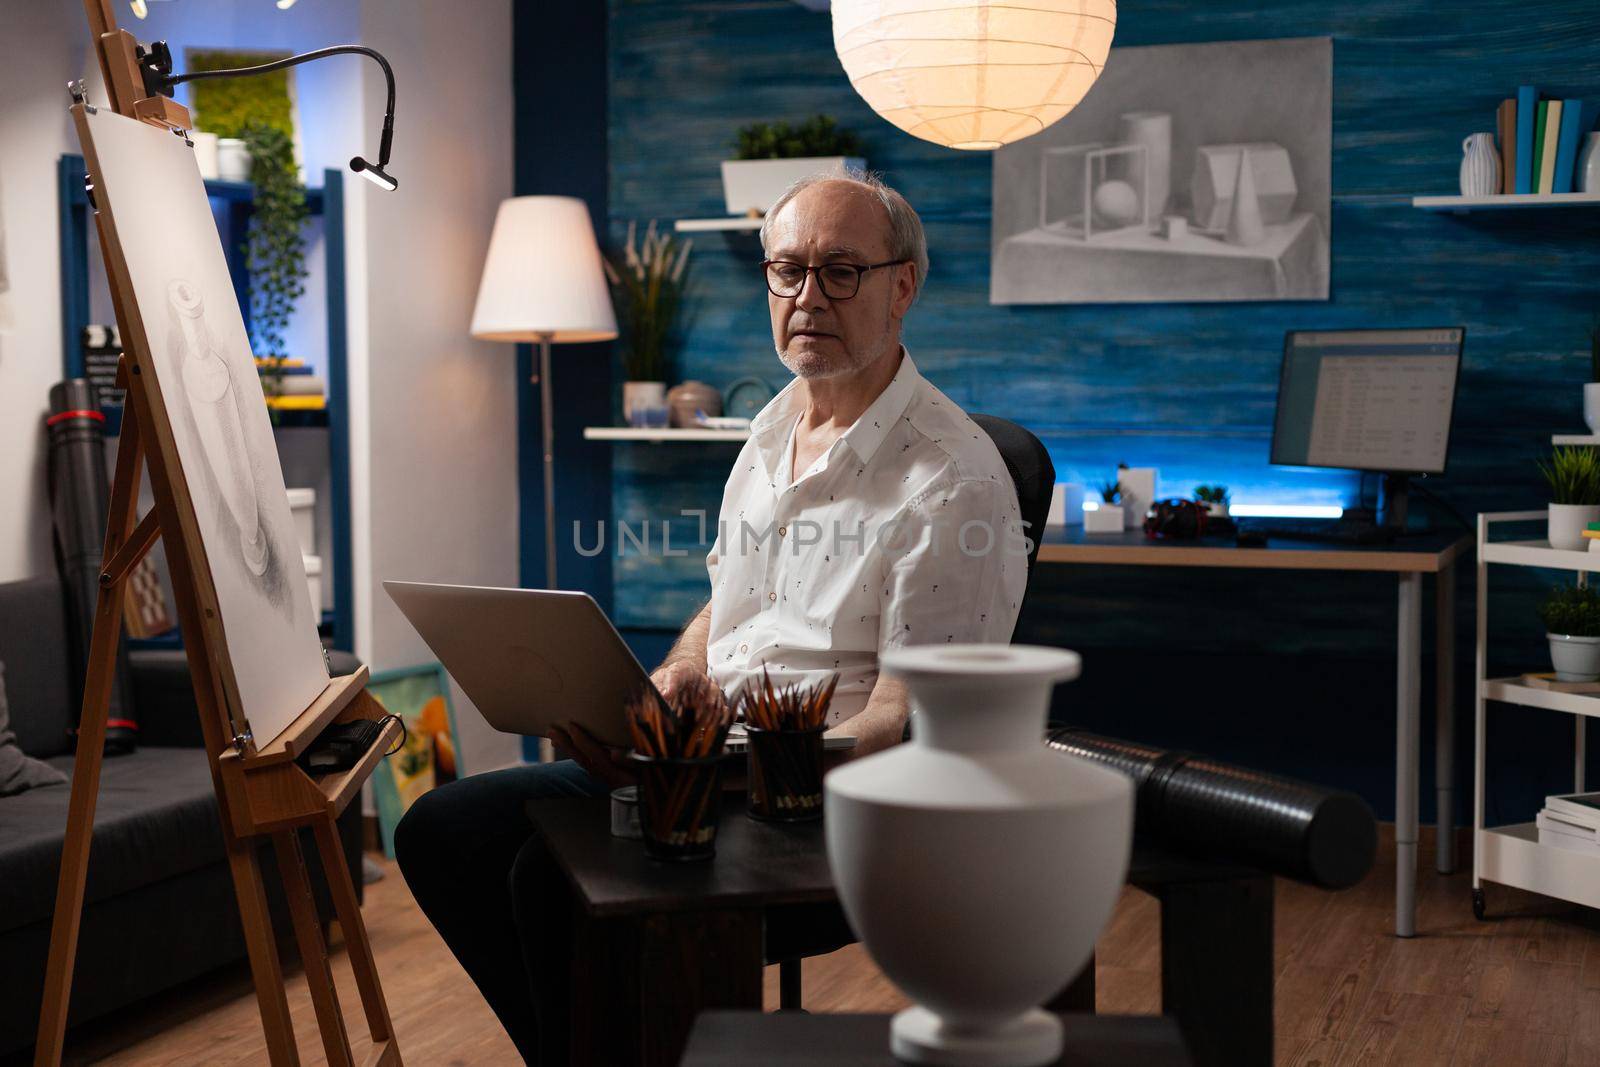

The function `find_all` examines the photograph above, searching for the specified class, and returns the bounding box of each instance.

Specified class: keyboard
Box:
[1240,518,1399,545]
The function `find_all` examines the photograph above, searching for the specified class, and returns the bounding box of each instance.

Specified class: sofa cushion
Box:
[0,579,74,758]
[0,746,224,932]
[0,662,69,796]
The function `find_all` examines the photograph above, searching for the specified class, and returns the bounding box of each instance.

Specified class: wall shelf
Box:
[1413,191,1600,213]
[1482,539,1597,572]
[585,426,752,442]
[673,217,763,233]
[1553,434,1600,446]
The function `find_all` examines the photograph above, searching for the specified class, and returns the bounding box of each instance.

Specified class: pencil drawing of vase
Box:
[1120,111,1171,219]
[168,279,269,577]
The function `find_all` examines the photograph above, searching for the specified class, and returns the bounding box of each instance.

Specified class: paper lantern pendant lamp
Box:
[832,0,1118,151]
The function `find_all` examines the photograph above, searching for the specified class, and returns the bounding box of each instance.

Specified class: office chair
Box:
[768,413,1055,1010]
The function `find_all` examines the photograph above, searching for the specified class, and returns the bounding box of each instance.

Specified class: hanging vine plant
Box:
[241,122,307,409]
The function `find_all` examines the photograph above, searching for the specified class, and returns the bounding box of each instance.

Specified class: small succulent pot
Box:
[746,724,826,822]
[1549,633,1600,682]
[631,753,724,862]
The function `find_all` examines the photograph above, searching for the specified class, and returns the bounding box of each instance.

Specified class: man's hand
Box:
[548,723,636,789]
[650,660,707,705]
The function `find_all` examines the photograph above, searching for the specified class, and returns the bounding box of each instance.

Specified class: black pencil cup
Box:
[631,753,724,862]
[746,725,826,822]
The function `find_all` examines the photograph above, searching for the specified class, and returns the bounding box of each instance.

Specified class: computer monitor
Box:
[1271,327,1464,526]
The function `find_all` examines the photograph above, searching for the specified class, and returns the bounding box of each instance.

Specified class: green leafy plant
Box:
[733,115,864,161]
[1098,480,1121,504]
[601,221,692,383]
[1194,485,1230,504]
[1539,584,1600,636]
[188,50,295,141]
[241,122,307,405]
[1539,446,1600,505]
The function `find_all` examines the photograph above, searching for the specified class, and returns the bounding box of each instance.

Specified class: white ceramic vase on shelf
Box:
[622,380,666,426]
[1578,133,1600,194]
[826,645,1134,1067]
[1584,382,1600,435]
[1549,503,1600,552]
[1549,633,1600,682]
[1459,133,1500,197]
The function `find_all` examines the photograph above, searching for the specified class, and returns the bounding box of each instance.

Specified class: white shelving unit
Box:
[1553,434,1600,446]
[673,217,763,233]
[1414,191,1600,213]
[583,426,752,443]
[1473,509,1600,918]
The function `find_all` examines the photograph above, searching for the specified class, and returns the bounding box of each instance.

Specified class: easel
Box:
[35,4,404,1065]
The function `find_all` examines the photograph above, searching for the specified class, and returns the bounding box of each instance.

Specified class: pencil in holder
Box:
[631,752,724,861]
[746,724,826,822]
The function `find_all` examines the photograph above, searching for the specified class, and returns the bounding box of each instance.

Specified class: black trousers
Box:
[393,759,608,1064]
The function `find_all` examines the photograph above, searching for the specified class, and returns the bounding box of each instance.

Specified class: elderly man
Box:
[395,172,1028,1062]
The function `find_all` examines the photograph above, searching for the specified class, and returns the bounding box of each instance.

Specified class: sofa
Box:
[0,577,364,1057]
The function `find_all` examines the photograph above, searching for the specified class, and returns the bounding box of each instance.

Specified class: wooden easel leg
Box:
[274,830,355,1067]
[225,830,303,1066]
[34,406,146,1067]
[312,814,401,1059]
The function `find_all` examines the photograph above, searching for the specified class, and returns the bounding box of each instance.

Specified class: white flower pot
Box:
[216,138,252,183]
[1549,633,1600,682]
[826,645,1133,1067]
[622,380,666,426]
[1549,503,1600,552]
[1083,503,1124,534]
[720,156,866,217]
[1584,383,1600,435]
[1203,501,1230,520]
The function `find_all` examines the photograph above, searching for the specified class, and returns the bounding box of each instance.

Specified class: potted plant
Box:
[1539,584,1600,682]
[1585,317,1600,434]
[1539,445,1600,551]
[722,115,866,217]
[1194,484,1230,519]
[602,221,692,426]
[241,122,307,414]
[1084,481,1124,534]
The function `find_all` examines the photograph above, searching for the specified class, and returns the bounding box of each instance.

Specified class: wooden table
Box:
[1036,527,1471,937]
[680,1011,1193,1066]
[527,795,1274,1067]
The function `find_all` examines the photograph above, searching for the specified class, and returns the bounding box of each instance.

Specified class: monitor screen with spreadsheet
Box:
[1271,328,1464,475]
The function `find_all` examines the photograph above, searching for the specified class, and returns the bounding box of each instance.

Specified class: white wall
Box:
[0,3,90,582]
[356,0,522,773]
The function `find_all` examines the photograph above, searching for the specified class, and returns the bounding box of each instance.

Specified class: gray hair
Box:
[760,169,929,303]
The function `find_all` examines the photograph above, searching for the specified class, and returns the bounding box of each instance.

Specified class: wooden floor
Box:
[34,825,1600,1066]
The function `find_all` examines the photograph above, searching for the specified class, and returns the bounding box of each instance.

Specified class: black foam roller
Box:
[1047,727,1376,889]
[47,379,137,754]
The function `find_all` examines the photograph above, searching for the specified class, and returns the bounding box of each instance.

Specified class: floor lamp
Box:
[471,197,617,589]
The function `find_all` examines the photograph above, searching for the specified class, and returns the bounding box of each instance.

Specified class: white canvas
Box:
[991,37,1332,305]
[78,106,328,747]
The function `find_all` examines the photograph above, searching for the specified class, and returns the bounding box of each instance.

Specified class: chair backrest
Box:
[970,413,1054,574]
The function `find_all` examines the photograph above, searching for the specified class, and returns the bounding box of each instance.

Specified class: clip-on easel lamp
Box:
[133,39,401,190]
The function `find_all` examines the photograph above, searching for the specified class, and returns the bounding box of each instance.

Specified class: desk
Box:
[680,1011,1193,1066]
[1036,528,1471,937]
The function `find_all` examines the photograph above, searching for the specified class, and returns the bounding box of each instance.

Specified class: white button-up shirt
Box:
[704,349,1029,725]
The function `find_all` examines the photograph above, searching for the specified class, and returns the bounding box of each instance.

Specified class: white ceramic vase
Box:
[826,645,1134,1067]
[622,380,666,426]
[1549,503,1600,552]
[1584,383,1600,435]
[1549,634,1600,682]
[1119,111,1171,219]
[216,138,252,183]
[1578,133,1600,194]
[1459,133,1500,197]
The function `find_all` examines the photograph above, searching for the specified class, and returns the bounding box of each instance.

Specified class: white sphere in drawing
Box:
[826,645,1134,1066]
[1092,180,1141,227]
[831,0,1117,150]
[169,280,269,576]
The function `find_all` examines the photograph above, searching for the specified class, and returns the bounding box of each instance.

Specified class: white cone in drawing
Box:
[1226,148,1266,247]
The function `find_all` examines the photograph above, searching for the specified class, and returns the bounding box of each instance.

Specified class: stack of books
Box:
[1493,87,1594,195]
[1536,791,1600,855]
[256,357,327,411]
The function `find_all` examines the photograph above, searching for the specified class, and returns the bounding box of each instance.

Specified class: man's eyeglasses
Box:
[762,259,908,301]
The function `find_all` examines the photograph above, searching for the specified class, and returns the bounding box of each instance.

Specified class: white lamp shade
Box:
[470,196,618,343]
[832,0,1117,151]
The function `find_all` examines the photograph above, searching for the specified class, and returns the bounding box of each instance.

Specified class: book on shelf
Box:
[1553,99,1588,194]
[1516,85,1538,193]
[1539,100,1563,194]
[1532,99,1551,193]
[1497,98,1516,194]
[259,363,315,377]
[272,374,326,398]
[1544,791,1600,828]
[265,394,327,411]
[255,356,306,368]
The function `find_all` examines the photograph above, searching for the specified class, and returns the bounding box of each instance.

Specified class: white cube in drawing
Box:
[1116,467,1157,529]
[1191,142,1297,231]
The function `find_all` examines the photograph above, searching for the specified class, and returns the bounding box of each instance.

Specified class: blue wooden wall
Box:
[587,0,1600,817]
